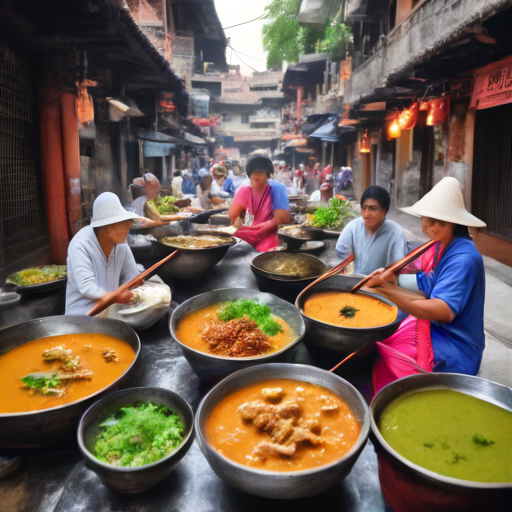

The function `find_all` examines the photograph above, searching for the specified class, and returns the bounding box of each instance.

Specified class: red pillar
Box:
[60,92,82,237]
[40,85,69,264]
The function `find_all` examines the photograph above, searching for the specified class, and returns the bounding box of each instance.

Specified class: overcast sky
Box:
[214,0,269,75]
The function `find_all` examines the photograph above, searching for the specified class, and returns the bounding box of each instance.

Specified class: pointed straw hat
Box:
[400,177,486,228]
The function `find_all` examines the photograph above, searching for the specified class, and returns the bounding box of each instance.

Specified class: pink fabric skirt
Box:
[372,315,435,395]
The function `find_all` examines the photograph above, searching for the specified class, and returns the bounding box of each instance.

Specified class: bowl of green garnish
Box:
[77,387,194,494]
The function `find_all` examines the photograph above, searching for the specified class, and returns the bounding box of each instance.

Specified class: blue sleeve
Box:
[271,182,289,210]
[430,262,475,316]
[335,223,353,260]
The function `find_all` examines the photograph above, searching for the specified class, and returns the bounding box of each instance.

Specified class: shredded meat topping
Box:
[201,318,272,357]
[238,396,324,460]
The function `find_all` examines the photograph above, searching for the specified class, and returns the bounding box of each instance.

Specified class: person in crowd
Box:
[196,174,225,210]
[66,193,140,315]
[231,163,248,191]
[229,154,290,252]
[363,177,486,393]
[320,174,334,203]
[335,185,407,275]
[211,164,234,198]
[171,170,184,199]
[131,172,160,217]
[305,163,320,195]
[335,166,353,193]
[182,169,197,195]
[319,164,332,184]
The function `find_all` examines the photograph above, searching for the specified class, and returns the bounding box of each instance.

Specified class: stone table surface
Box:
[1,239,387,512]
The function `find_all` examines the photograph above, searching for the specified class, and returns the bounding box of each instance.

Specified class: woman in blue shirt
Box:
[363,177,487,393]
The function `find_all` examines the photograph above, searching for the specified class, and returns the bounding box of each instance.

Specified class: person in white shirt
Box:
[131,172,160,216]
[66,192,140,315]
[171,170,184,199]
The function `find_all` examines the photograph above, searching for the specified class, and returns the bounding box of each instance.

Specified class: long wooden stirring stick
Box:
[296,254,355,303]
[87,250,179,316]
[350,239,436,294]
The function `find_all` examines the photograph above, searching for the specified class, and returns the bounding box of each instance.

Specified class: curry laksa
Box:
[303,291,397,328]
[176,299,295,357]
[206,378,361,472]
[0,333,135,413]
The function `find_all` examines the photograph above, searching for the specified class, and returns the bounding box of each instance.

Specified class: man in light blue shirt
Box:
[66,192,140,315]
[335,186,407,275]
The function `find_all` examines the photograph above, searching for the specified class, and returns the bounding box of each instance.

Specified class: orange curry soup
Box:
[304,290,397,328]
[0,333,135,413]
[175,304,296,355]
[206,378,361,472]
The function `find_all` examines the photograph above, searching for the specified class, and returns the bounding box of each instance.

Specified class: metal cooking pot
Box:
[370,373,512,512]
[169,289,305,381]
[251,252,328,303]
[295,275,407,353]
[195,363,370,499]
[0,316,141,448]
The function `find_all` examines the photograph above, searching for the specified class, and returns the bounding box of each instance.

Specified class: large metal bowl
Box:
[370,373,512,512]
[195,363,370,499]
[251,252,328,303]
[169,289,306,381]
[295,275,407,354]
[0,316,141,448]
[129,222,236,280]
[78,387,195,494]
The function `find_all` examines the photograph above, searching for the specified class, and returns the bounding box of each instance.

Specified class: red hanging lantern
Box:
[398,102,419,130]
[419,100,430,111]
[388,119,401,139]
[426,97,450,126]
[360,130,370,153]
[76,79,97,125]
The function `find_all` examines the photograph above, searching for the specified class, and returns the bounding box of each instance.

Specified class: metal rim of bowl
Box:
[0,316,141,418]
[156,237,237,251]
[194,362,371,477]
[169,288,306,362]
[370,373,512,490]
[77,386,195,473]
[250,253,328,283]
[295,280,403,332]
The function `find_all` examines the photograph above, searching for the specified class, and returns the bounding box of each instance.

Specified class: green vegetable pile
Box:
[309,197,358,230]
[148,195,179,215]
[340,306,360,319]
[92,403,185,467]
[8,265,67,286]
[217,299,283,336]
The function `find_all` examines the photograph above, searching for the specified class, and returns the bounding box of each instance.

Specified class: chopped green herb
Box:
[92,402,185,467]
[21,372,60,394]
[217,299,283,336]
[447,452,467,465]
[340,305,360,318]
[473,434,495,446]
[423,443,434,449]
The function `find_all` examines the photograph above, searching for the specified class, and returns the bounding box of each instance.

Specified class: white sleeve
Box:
[119,246,140,285]
[335,222,353,260]
[68,245,106,301]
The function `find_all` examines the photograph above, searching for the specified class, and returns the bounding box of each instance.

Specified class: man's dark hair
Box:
[245,154,273,177]
[361,186,391,211]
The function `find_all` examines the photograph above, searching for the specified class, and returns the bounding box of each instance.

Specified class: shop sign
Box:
[470,55,512,109]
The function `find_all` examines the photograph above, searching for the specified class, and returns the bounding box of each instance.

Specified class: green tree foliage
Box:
[263,1,351,70]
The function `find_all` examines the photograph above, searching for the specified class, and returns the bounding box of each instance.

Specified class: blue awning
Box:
[309,119,339,142]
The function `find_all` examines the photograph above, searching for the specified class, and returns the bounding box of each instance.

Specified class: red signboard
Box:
[470,55,512,110]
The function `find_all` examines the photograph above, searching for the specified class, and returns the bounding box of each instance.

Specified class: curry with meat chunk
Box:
[205,378,361,471]
[0,333,135,413]
[303,290,397,328]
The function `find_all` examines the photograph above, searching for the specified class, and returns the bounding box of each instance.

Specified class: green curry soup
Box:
[379,389,512,483]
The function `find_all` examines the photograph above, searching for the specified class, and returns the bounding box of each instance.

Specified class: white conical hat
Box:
[400,177,486,228]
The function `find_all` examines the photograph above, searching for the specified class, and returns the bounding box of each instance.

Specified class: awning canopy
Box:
[309,119,339,142]
[183,132,207,145]
[137,129,182,144]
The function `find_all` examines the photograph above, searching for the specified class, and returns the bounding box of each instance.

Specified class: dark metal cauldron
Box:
[129,222,236,280]
[251,252,328,303]
[370,373,512,512]
[295,275,407,354]
[0,316,141,449]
